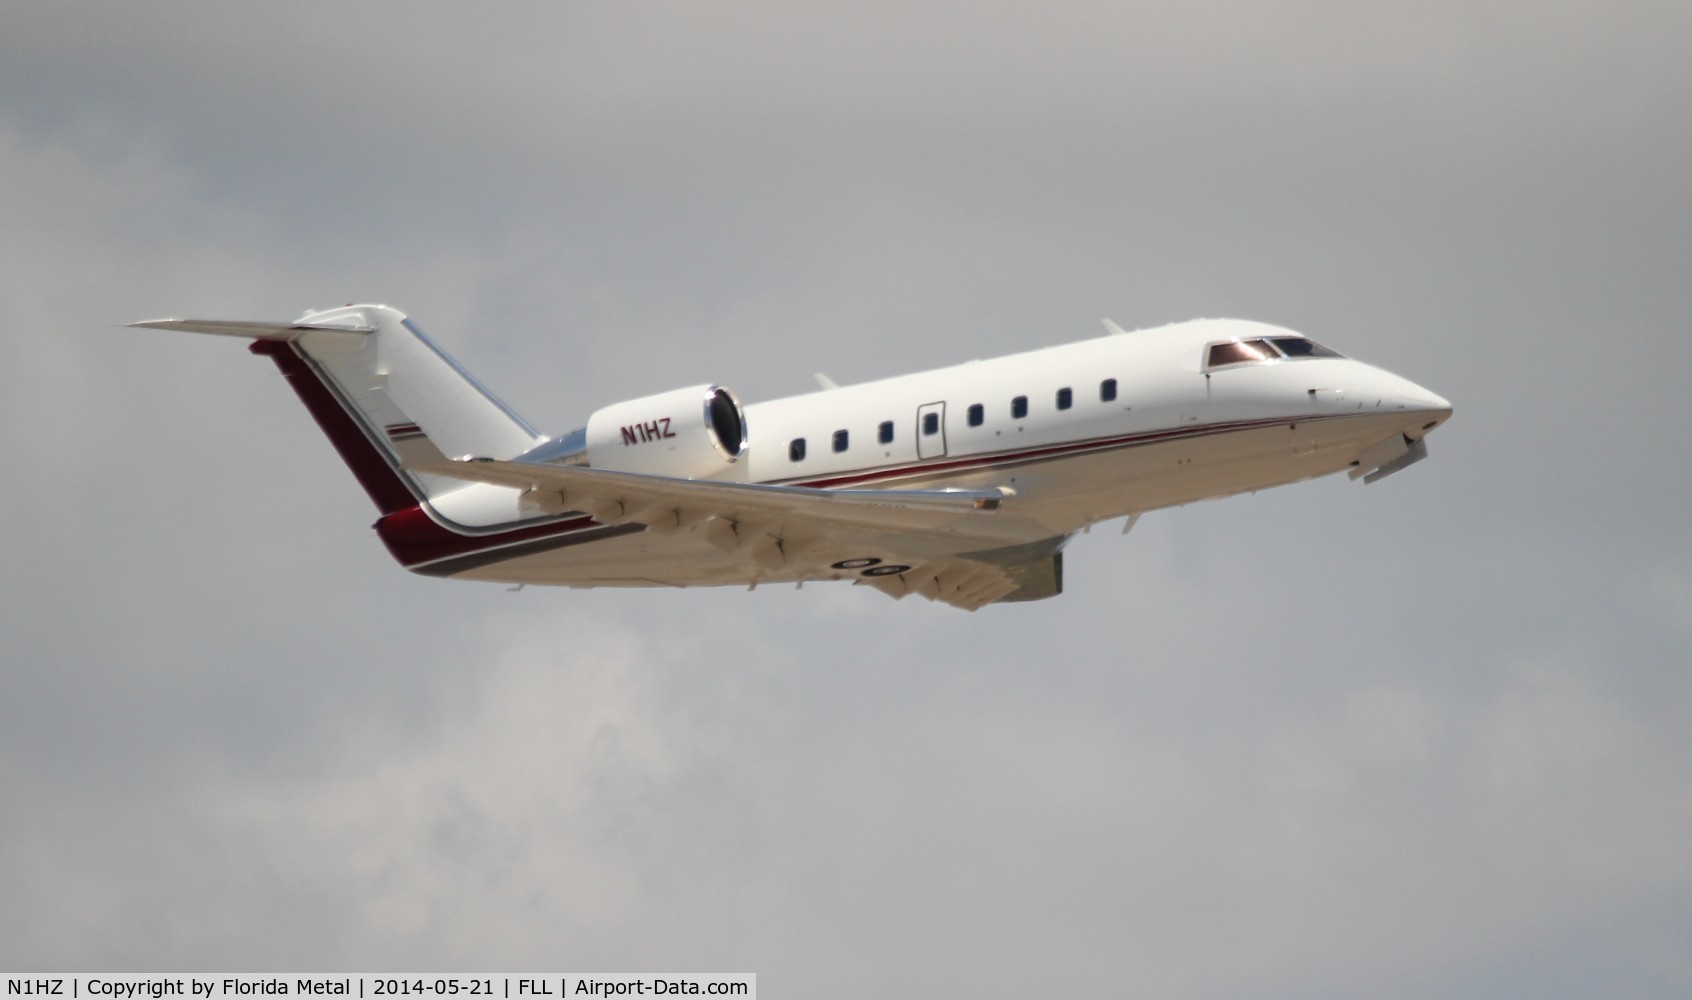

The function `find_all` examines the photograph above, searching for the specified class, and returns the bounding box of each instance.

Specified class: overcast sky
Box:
[2,2,1690,995]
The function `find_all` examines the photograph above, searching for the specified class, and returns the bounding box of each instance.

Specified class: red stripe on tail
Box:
[250,339,419,516]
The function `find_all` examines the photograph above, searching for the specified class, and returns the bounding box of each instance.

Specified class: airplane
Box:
[134,305,1451,610]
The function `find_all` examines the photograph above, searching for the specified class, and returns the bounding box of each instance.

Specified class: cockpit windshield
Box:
[1205,336,1343,370]
[1269,336,1342,359]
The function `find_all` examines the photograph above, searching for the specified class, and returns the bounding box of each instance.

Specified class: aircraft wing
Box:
[414,456,1005,523]
[412,457,1060,610]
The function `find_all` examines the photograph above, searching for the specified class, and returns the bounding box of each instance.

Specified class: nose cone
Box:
[1395,384,1452,415]
[1389,378,1453,436]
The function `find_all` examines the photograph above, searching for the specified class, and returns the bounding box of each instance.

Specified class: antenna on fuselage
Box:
[1103,319,1131,336]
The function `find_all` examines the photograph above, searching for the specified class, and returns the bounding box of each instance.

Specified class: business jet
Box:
[134,305,1450,610]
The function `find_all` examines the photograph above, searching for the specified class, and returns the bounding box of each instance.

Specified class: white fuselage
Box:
[143,304,1449,603]
[428,317,1450,587]
[742,318,1446,520]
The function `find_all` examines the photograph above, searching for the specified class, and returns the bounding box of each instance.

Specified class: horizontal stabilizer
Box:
[128,317,374,340]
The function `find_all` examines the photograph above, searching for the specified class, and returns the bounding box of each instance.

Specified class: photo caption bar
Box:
[0,977,753,1000]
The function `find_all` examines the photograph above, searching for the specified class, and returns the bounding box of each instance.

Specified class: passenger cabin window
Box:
[922,412,941,436]
[789,438,807,462]
[967,403,985,426]
[1100,378,1118,402]
[1056,387,1073,410]
[832,429,849,453]
[878,421,894,444]
[1011,396,1028,419]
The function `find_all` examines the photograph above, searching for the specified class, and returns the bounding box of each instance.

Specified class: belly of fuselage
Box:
[439,410,1409,588]
[859,409,1415,534]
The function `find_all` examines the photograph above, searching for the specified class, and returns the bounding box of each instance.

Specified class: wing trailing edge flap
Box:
[855,535,1068,612]
[409,457,1008,536]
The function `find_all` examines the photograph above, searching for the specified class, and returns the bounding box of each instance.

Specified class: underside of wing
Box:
[851,536,1068,611]
[409,457,1062,607]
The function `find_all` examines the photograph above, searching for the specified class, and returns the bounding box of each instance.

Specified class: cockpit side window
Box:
[1205,340,1278,369]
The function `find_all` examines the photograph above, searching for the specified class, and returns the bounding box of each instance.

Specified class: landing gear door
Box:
[916,401,947,460]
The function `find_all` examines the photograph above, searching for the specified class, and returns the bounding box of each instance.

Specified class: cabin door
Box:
[916,401,947,460]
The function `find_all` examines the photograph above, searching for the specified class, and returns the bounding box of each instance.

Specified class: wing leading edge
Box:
[412,456,1007,528]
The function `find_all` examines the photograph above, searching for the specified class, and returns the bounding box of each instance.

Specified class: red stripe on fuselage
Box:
[255,334,1338,577]
[375,505,612,568]
[384,415,1335,574]
[788,414,1329,490]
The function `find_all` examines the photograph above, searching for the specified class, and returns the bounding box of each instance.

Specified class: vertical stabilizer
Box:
[289,304,541,462]
[135,304,543,513]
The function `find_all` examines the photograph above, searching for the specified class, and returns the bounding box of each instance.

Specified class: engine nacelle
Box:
[584,384,749,478]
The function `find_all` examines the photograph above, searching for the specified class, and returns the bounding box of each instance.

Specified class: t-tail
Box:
[132,304,543,516]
